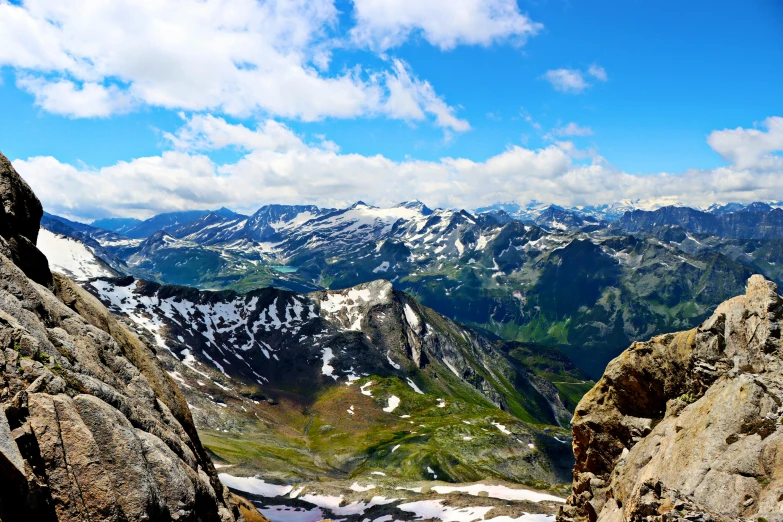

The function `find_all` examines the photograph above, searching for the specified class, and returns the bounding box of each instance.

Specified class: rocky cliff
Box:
[0,152,252,521]
[558,274,783,521]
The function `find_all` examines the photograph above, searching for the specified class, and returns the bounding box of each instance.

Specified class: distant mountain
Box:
[42,211,99,233]
[46,199,783,380]
[396,200,434,215]
[245,204,334,242]
[121,208,246,238]
[476,201,548,223]
[533,206,600,231]
[708,201,783,215]
[614,205,783,239]
[476,198,688,223]
[91,216,143,234]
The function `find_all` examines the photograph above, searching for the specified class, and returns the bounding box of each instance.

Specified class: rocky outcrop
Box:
[0,151,249,521]
[0,153,53,288]
[558,274,783,521]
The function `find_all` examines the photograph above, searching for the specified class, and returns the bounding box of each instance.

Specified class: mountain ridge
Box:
[40,197,783,381]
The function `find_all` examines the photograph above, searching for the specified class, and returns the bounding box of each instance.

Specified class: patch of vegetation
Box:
[677,392,696,404]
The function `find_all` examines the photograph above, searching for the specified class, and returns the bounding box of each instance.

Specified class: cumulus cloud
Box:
[16,76,134,118]
[350,0,542,51]
[542,65,607,93]
[707,116,783,171]
[383,60,471,131]
[15,115,783,221]
[0,0,470,131]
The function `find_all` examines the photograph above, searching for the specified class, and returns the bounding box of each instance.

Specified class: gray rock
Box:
[559,275,783,521]
[0,150,248,521]
[0,407,25,480]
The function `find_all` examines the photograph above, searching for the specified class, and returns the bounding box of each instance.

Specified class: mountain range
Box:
[40,199,783,379]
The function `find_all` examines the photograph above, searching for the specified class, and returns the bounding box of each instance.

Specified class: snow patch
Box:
[383,395,400,413]
[321,348,336,379]
[373,261,390,273]
[218,474,292,497]
[38,228,117,281]
[404,303,420,329]
[491,422,511,435]
[407,378,424,394]
[431,484,564,503]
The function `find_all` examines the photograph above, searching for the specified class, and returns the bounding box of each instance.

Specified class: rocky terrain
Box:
[558,274,783,521]
[0,153,259,520]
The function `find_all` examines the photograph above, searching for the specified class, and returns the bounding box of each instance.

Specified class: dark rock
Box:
[0,151,53,288]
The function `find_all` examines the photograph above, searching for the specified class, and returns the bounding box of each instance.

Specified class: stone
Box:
[0,150,244,520]
[558,275,783,522]
[0,407,25,480]
[0,151,53,288]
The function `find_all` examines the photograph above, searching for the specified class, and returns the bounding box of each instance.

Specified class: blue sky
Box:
[1,0,782,219]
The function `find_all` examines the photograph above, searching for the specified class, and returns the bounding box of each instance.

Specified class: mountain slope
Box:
[82,276,583,486]
[85,276,581,426]
[558,275,783,521]
[37,228,121,280]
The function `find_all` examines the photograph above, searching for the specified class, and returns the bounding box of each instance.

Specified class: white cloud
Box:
[15,115,783,221]
[707,116,783,170]
[350,0,542,51]
[551,122,593,137]
[542,69,588,93]
[383,60,471,131]
[542,65,607,93]
[164,114,313,153]
[587,64,608,82]
[17,76,134,118]
[0,0,468,131]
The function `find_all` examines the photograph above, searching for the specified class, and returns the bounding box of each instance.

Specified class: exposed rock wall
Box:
[0,151,247,521]
[558,274,783,521]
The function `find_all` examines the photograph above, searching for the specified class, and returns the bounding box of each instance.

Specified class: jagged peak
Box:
[395,200,434,215]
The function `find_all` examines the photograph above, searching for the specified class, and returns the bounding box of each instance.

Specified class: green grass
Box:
[204,374,573,485]
[553,382,595,409]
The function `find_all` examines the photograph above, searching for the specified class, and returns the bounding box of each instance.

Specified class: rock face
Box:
[558,274,783,521]
[0,151,247,521]
[0,153,53,288]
